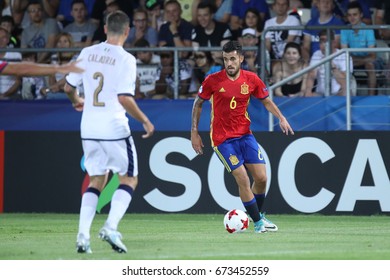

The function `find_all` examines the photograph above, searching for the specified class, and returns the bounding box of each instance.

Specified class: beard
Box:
[226,66,239,78]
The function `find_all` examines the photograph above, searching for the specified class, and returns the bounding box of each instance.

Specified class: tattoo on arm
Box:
[191,96,204,131]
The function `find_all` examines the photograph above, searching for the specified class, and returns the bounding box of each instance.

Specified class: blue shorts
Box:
[213,134,266,173]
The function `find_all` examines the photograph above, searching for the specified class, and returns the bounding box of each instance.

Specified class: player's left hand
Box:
[280,117,294,135]
[72,98,84,112]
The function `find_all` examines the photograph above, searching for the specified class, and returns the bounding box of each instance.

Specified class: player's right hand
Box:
[142,120,154,138]
[61,60,84,74]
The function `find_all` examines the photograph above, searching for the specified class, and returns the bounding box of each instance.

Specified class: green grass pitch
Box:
[0,213,389,260]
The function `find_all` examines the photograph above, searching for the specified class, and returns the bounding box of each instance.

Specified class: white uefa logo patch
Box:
[199,86,203,93]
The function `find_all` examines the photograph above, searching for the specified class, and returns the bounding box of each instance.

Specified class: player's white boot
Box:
[99,227,127,253]
[254,219,266,233]
[76,233,92,254]
[249,213,279,232]
[260,213,278,232]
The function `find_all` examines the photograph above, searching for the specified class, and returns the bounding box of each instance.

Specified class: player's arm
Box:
[118,95,154,139]
[261,97,294,135]
[191,95,205,155]
[64,82,84,111]
[2,61,83,76]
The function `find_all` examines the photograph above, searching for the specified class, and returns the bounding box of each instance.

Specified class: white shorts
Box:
[82,136,138,177]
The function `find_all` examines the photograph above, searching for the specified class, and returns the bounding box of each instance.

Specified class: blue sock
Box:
[254,193,265,213]
[243,198,260,223]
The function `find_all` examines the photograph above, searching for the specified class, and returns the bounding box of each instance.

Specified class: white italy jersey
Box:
[66,42,136,140]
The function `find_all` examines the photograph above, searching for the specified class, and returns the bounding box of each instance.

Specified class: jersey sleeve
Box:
[252,75,269,100]
[198,74,213,100]
[116,55,136,96]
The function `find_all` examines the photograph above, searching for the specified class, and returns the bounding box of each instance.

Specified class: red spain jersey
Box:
[198,69,269,147]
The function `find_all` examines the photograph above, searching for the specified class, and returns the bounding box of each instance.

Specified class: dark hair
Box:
[0,15,15,25]
[347,1,363,14]
[164,0,181,10]
[27,0,41,7]
[159,51,173,59]
[223,41,242,54]
[71,0,86,8]
[283,42,302,56]
[134,38,150,48]
[197,2,216,14]
[194,51,213,63]
[318,29,335,40]
[106,10,130,35]
[22,49,37,60]
[244,7,263,32]
[107,1,120,9]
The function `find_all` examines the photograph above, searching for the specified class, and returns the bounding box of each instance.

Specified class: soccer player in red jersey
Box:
[191,41,294,233]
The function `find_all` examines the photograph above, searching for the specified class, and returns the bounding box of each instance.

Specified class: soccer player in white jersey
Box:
[64,10,155,254]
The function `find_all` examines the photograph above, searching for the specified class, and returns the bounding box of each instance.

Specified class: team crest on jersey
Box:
[240,82,249,95]
[229,154,239,165]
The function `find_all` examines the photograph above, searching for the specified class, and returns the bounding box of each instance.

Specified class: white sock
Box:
[77,190,99,240]
[105,188,132,231]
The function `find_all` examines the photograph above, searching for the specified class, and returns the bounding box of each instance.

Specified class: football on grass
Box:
[223,209,249,233]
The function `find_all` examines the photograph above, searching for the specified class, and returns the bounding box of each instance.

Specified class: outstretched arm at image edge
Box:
[3,61,83,76]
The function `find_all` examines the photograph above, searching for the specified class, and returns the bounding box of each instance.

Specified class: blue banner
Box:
[0,96,389,131]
